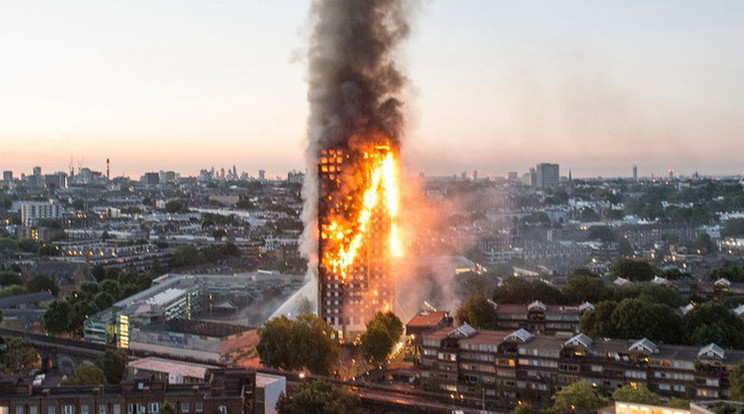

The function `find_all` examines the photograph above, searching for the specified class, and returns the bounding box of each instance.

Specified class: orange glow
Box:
[321,142,403,282]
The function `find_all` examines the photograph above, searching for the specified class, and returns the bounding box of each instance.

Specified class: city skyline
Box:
[2,1,744,178]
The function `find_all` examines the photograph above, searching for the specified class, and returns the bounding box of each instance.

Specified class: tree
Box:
[729,361,744,401]
[512,404,540,414]
[615,283,686,307]
[276,380,366,414]
[611,258,657,282]
[94,292,116,311]
[456,295,499,329]
[43,300,73,334]
[587,226,616,243]
[579,301,618,338]
[0,336,41,374]
[100,348,128,384]
[26,274,60,296]
[164,200,187,213]
[0,271,22,286]
[551,381,609,413]
[492,277,567,305]
[563,273,612,304]
[611,299,682,344]
[612,384,660,405]
[64,365,107,385]
[257,314,337,375]
[158,403,176,414]
[359,311,403,366]
[722,218,744,238]
[360,323,396,366]
[682,302,744,348]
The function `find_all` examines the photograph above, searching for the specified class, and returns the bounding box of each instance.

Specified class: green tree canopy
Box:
[0,271,22,286]
[729,361,744,401]
[43,300,73,334]
[615,283,686,307]
[551,381,609,413]
[612,384,660,405]
[722,218,744,238]
[611,299,682,344]
[257,314,337,375]
[64,365,107,385]
[611,258,657,282]
[276,380,366,414]
[359,311,404,366]
[579,301,618,338]
[563,272,612,304]
[158,403,176,414]
[26,274,60,296]
[455,295,499,329]
[493,277,567,305]
[0,336,41,375]
[682,302,744,349]
[100,348,128,384]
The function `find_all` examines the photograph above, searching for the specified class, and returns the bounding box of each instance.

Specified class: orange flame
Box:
[322,145,403,282]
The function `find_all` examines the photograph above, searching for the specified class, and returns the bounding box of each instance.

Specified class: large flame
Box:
[321,144,402,282]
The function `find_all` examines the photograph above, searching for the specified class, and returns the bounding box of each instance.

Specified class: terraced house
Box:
[419,325,744,407]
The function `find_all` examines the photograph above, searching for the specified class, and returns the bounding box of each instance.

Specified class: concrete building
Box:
[3,170,13,181]
[317,146,394,340]
[20,200,62,226]
[536,163,560,189]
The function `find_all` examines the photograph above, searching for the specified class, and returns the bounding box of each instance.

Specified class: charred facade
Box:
[317,145,396,340]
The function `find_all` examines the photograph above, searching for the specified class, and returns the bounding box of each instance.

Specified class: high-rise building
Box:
[2,171,12,181]
[317,146,394,340]
[20,200,61,226]
[508,171,518,181]
[258,169,266,181]
[633,164,638,180]
[536,163,559,189]
[32,166,42,176]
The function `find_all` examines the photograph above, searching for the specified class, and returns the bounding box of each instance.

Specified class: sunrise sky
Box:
[1,1,743,178]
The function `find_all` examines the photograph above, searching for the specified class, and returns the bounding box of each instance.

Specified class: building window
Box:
[148,404,158,414]
[31,407,38,414]
[63,406,75,414]
[99,405,107,414]
[127,405,133,414]
[194,403,203,413]
[136,405,145,414]
[17,407,25,414]
[181,403,189,413]
[81,406,89,414]
[48,407,56,414]
[217,407,227,414]
[112,406,120,414]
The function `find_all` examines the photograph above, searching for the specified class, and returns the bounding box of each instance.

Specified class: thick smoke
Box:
[300,0,414,285]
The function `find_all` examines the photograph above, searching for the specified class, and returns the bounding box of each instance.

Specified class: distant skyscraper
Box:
[258,169,266,181]
[2,171,12,182]
[32,166,42,177]
[473,170,478,181]
[633,164,638,181]
[536,163,559,189]
[508,171,518,181]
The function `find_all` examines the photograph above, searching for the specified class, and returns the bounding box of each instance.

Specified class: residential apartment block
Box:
[419,325,744,407]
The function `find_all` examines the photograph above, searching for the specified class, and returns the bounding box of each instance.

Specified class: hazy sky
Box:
[1,1,743,178]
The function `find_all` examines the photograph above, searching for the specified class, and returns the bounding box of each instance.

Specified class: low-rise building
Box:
[419,325,744,407]
[0,368,256,414]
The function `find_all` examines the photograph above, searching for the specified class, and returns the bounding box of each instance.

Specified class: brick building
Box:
[419,325,744,407]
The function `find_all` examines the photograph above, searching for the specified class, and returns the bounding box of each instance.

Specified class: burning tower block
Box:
[318,141,401,341]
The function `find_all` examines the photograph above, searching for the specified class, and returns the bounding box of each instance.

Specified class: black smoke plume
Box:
[300,0,414,283]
